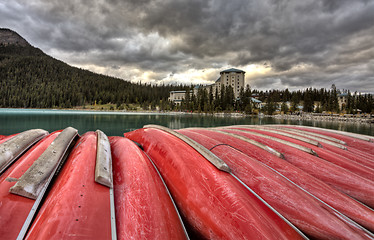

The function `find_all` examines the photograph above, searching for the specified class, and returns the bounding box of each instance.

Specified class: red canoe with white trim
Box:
[264,126,374,165]
[229,127,374,182]
[220,128,374,208]
[125,127,304,240]
[282,126,374,168]
[26,132,112,239]
[110,136,188,240]
[0,131,59,239]
[284,126,374,156]
[178,128,374,233]
[211,143,373,239]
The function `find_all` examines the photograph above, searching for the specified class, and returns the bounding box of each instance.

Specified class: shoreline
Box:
[264,113,374,124]
[1,107,373,124]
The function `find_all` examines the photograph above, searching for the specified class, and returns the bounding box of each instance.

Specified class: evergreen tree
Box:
[303,88,314,112]
[224,85,234,111]
[290,94,299,113]
[264,95,276,115]
[281,102,289,114]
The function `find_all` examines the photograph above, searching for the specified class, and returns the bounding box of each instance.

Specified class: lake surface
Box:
[0,108,373,136]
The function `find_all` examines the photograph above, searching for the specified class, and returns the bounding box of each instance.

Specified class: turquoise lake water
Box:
[0,108,373,136]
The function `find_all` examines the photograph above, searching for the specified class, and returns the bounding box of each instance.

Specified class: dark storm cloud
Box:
[1,0,374,92]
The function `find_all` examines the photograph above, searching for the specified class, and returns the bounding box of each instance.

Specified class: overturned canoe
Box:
[227,127,374,182]
[176,129,371,239]
[283,125,374,156]
[25,132,113,239]
[125,127,304,239]
[0,131,59,239]
[178,128,374,233]
[205,127,374,208]
[110,136,188,239]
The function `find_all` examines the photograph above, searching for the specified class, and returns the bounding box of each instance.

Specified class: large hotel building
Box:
[169,68,246,104]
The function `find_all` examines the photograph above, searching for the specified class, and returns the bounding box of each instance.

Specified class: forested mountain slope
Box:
[0,28,180,108]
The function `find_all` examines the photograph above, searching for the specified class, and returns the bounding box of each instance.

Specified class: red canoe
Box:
[178,128,374,233]
[219,128,374,208]
[26,132,113,239]
[210,143,373,239]
[228,127,374,182]
[315,142,374,169]
[0,131,59,239]
[125,127,304,240]
[284,126,374,156]
[110,136,188,239]
[282,126,374,169]
[272,126,374,170]
[235,125,374,170]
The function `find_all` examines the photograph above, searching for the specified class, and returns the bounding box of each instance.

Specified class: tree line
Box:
[174,84,373,114]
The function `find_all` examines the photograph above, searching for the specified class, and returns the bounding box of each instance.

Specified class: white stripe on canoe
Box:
[143,125,231,173]
[0,129,48,174]
[217,128,317,156]
[95,130,113,188]
[10,127,78,199]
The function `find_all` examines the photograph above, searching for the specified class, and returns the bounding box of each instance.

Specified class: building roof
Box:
[215,77,221,83]
[170,90,186,93]
[220,68,246,74]
[250,97,262,103]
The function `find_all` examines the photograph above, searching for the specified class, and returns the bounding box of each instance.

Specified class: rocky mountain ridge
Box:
[0,28,30,47]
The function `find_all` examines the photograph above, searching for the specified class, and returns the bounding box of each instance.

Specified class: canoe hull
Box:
[110,136,187,240]
[178,128,374,233]
[26,132,112,240]
[125,128,303,240]
[0,132,59,239]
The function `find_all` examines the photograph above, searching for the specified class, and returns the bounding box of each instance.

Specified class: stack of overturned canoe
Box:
[0,125,374,239]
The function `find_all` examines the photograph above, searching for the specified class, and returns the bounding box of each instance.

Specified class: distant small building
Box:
[250,97,262,108]
[251,93,260,99]
[169,91,186,105]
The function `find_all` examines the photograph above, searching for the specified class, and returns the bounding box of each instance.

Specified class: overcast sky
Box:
[1,0,374,92]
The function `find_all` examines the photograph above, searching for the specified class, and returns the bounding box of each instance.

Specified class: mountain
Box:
[0,28,181,109]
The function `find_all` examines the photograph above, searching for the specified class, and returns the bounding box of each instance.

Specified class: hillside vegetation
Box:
[0,33,182,109]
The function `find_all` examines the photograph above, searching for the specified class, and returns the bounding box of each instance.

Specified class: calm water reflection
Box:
[0,109,373,136]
